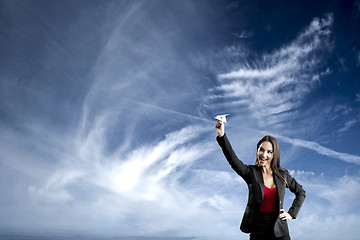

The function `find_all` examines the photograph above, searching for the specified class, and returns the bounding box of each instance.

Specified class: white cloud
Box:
[292,214,360,240]
[284,171,360,240]
[74,125,245,239]
[91,125,211,200]
[14,122,245,239]
[290,171,360,214]
[204,12,360,166]
[356,92,360,102]
[3,106,359,240]
[288,169,316,179]
[29,169,85,202]
[337,119,357,133]
[212,14,333,119]
[317,175,360,212]
[278,134,360,164]
[290,172,360,239]
[235,31,253,39]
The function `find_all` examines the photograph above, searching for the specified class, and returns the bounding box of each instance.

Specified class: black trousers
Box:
[249,213,291,240]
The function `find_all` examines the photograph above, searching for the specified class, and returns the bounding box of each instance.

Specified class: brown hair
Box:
[255,135,290,186]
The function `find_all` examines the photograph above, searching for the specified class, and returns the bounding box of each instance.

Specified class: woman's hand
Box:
[215,120,225,137]
[279,209,293,221]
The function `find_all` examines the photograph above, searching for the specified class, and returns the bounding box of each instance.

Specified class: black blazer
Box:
[217,134,306,237]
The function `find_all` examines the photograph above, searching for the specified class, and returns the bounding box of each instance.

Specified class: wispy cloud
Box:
[277,135,360,164]
[356,92,360,102]
[204,13,360,165]
[21,123,245,239]
[288,171,360,240]
[234,31,253,39]
[293,213,360,240]
[337,119,358,133]
[89,125,211,199]
[210,14,333,118]
[28,169,85,202]
[290,171,360,213]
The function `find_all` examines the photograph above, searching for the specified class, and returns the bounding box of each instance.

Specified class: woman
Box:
[215,120,305,240]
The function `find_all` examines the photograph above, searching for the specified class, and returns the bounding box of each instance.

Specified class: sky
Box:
[0,0,360,239]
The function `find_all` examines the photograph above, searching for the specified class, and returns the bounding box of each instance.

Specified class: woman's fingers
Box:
[279,209,292,220]
[215,120,222,131]
[215,120,224,137]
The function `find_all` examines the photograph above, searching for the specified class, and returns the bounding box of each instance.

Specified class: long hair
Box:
[255,135,290,186]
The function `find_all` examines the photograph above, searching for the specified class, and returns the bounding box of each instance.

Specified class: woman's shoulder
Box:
[279,168,290,174]
[277,168,292,180]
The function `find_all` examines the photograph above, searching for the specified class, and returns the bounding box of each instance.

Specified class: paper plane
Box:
[215,114,230,123]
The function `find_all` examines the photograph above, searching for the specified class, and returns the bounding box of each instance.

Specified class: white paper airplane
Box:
[215,114,230,123]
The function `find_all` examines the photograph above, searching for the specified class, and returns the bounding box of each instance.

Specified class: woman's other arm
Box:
[286,174,306,219]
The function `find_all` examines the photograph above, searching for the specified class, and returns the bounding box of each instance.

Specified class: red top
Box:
[260,185,277,213]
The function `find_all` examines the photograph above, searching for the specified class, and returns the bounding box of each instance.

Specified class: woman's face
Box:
[257,141,274,168]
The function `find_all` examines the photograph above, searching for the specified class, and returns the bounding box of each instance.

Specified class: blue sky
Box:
[1,0,360,239]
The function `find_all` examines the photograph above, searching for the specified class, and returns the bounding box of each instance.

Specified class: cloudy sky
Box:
[1,0,360,239]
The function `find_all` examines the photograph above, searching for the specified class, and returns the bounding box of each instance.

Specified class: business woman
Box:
[215,120,306,240]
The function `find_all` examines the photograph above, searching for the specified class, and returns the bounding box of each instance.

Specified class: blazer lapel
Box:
[274,172,285,207]
[256,168,264,201]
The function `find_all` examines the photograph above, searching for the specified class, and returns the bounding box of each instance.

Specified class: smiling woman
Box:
[215,120,306,240]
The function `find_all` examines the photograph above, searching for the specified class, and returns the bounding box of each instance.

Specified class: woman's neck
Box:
[262,166,272,174]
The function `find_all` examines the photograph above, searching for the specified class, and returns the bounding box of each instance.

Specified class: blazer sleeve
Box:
[286,173,306,219]
[216,134,252,182]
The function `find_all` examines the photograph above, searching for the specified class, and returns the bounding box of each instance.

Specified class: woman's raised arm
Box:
[215,121,251,181]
